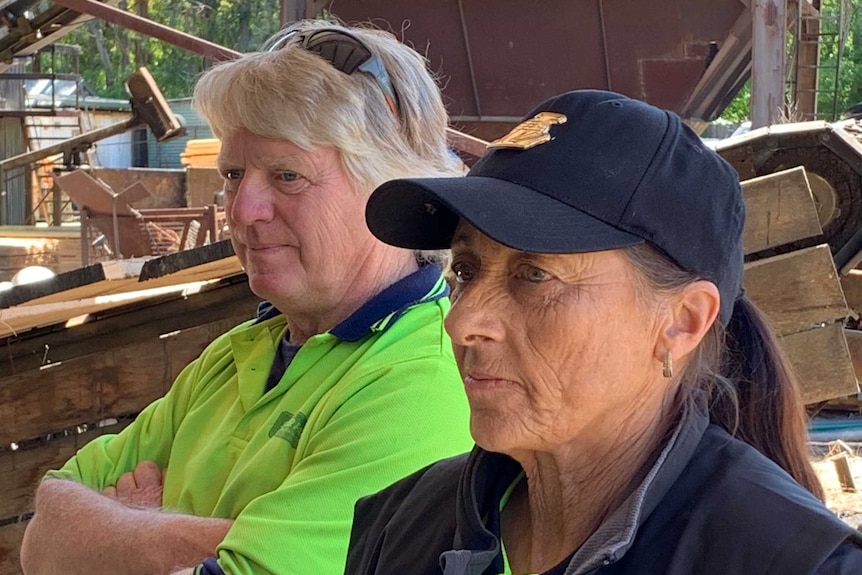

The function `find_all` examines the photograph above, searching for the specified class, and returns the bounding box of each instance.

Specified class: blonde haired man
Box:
[22,21,472,575]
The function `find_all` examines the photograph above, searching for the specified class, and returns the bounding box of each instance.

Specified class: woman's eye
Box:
[450,262,476,284]
[519,265,551,283]
[222,169,243,181]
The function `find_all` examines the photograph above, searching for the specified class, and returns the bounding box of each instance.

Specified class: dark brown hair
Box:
[624,244,824,501]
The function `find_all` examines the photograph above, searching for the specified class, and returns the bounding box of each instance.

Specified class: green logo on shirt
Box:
[268,411,308,448]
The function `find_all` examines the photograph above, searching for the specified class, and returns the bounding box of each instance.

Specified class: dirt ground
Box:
[812,451,862,530]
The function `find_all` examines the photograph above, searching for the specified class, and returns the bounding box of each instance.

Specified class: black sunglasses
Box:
[268,28,401,118]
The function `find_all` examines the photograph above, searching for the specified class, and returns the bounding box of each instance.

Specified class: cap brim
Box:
[366,175,644,253]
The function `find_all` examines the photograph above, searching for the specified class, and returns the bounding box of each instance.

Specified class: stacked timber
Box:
[715,122,862,409]
[0,241,257,573]
[740,167,857,405]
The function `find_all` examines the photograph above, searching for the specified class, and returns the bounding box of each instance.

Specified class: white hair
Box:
[193,19,462,265]
[193,20,463,189]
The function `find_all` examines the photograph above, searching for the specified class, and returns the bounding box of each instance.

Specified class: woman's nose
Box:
[445,284,506,346]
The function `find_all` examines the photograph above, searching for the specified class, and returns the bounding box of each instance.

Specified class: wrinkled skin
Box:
[445,223,669,458]
[217,129,416,340]
[444,221,720,573]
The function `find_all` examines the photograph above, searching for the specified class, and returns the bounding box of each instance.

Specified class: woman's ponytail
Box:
[712,296,824,501]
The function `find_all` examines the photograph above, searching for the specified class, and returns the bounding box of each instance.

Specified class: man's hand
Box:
[21,479,232,575]
[102,460,165,509]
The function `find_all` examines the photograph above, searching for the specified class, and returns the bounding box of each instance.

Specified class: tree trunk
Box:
[114,1,131,76]
[238,0,252,52]
[133,0,149,68]
[91,22,115,88]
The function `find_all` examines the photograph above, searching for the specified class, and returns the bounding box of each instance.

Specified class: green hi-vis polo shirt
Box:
[47,265,474,575]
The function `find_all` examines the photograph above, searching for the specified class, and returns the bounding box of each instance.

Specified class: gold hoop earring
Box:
[663,351,673,378]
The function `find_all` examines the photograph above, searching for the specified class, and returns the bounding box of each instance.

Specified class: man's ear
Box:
[654,280,720,363]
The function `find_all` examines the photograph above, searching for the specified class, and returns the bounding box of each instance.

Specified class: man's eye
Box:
[222,169,243,181]
[276,171,299,182]
[519,265,551,283]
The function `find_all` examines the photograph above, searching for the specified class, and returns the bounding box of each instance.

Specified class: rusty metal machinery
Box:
[715,121,862,273]
[0,66,184,174]
[0,0,123,74]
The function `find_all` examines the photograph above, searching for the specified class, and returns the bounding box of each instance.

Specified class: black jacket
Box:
[345,405,862,575]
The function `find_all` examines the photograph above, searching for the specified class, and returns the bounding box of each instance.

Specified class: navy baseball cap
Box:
[366,90,745,325]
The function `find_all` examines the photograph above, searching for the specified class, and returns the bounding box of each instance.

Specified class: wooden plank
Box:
[841,271,862,315]
[139,240,235,281]
[0,277,256,377]
[744,244,848,336]
[831,453,858,492]
[138,255,241,287]
[781,323,859,405]
[740,166,822,255]
[0,521,27,575]
[843,328,862,391]
[0,315,248,446]
[0,421,132,521]
[0,281,212,338]
[0,243,239,310]
[0,262,124,309]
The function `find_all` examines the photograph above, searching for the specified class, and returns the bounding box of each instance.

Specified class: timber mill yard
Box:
[2,0,862,572]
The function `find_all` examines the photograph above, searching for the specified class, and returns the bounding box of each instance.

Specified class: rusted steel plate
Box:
[331,0,746,124]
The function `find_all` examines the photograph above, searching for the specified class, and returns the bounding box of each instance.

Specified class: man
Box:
[21,21,473,575]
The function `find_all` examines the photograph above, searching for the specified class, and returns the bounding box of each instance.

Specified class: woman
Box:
[22,21,473,575]
[344,90,862,575]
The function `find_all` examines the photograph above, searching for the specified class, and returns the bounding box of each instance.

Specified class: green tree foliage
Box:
[44,0,283,99]
[721,0,862,123]
[720,81,751,123]
[819,0,862,118]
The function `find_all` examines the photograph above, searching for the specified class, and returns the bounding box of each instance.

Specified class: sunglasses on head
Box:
[268,27,401,118]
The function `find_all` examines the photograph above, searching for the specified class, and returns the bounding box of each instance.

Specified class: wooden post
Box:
[751,0,787,128]
[795,0,822,119]
[51,181,62,227]
[280,0,311,25]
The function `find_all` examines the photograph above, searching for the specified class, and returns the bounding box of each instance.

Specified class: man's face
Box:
[217,129,379,315]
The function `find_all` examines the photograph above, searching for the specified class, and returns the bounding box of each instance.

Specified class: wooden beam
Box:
[831,452,858,492]
[0,315,249,446]
[0,242,240,311]
[0,421,131,521]
[0,281,215,338]
[751,0,787,127]
[842,328,862,389]
[744,244,847,336]
[840,270,862,316]
[680,8,753,122]
[741,166,822,254]
[0,277,255,378]
[781,322,858,404]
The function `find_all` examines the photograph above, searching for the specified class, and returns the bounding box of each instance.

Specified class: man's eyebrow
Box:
[216,154,310,170]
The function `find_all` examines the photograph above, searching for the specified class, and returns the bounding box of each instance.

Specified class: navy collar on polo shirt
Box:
[253,263,448,342]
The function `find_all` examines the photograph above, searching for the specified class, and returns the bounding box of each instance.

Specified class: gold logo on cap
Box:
[487,112,568,151]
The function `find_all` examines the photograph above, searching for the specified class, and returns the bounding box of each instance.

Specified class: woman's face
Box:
[445,222,673,456]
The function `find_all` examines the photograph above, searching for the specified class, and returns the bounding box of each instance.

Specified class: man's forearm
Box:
[21,479,232,575]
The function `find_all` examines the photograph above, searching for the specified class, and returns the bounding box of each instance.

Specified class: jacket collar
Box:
[253,264,448,342]
[442,396,710,575]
